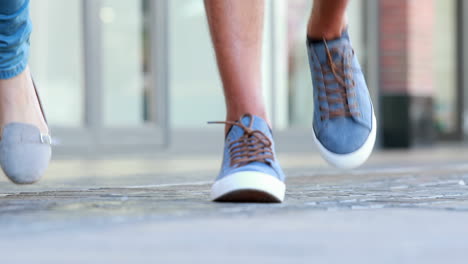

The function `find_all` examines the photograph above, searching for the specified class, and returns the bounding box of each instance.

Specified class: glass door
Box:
[29,0,168,155]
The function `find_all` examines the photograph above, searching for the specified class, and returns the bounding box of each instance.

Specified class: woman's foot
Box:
[0,66,48,135]
[0,66,51,184]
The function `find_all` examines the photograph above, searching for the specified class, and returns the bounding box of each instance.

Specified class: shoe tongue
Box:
[228,115,271,139]
[308,30,351,64]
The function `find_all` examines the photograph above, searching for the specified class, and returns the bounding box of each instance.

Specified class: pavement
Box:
[1,145,468,263]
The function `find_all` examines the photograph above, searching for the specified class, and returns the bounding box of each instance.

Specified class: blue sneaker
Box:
[209,114,286,203]
[307,30,376,169]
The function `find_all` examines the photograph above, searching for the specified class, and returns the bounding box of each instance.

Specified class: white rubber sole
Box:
[313,112,377,169]
[211,171,286,203]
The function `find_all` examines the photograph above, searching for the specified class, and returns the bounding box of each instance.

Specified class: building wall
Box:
[379,0,459,144]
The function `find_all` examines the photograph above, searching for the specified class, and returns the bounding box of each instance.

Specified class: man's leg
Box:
[204,0,268,130]
[307,0,348,40]
[205,0,285,203]
[0,0,51,184]
[306,0,376,169]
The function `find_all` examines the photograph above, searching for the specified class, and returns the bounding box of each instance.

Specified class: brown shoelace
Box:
[314,38,360,121]
[209,114,274,167]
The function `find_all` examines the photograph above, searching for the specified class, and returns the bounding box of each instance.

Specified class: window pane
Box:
[169,0,225,128]
[101,0,147,126]
[287,0,313,127]
[29,0,84,127]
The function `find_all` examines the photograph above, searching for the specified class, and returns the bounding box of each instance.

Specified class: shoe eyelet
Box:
[40,134,52,145]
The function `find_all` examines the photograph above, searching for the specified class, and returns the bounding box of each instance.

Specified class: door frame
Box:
[52,0,170,156]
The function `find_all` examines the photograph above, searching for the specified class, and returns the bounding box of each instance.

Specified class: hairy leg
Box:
[204,0,268,132]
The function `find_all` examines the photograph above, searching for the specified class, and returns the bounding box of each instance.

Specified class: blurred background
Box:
[3,2,468,261]
[27,0,468,156]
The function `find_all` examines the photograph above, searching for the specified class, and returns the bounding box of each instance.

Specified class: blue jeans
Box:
[0,0,31,79]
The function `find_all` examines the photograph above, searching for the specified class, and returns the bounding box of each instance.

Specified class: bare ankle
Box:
[0,66,48,134]
[307,0,349,40]
[307,20,347,40]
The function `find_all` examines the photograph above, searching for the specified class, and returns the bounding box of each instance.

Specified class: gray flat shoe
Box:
[0,81,51,184]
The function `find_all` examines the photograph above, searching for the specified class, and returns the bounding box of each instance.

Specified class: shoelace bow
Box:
[314,38,360,121]
[209,114,274,167]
